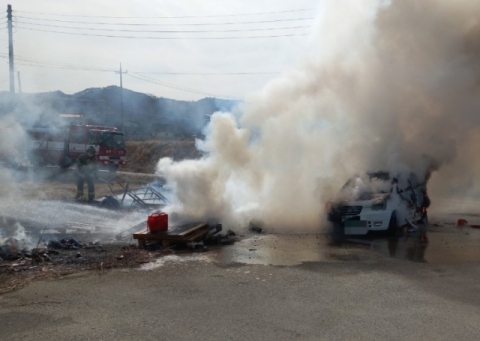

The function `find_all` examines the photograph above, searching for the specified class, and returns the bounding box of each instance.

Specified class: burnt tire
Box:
[330,221,345,244]
[387,212,399,237]
[419,212,429,226]
[100,196,120,210]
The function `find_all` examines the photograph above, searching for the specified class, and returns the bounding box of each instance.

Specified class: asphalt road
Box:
[1,237,480,341]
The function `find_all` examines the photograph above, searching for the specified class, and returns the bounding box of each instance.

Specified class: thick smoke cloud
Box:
[157,0,480,232]
[0,116,31,198]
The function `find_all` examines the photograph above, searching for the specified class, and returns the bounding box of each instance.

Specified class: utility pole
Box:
[115,63,127,132]
[104,92,109,125]
[17,71,21,93]
[7,4,15,93]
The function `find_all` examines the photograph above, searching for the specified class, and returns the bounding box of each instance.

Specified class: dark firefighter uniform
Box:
[75,146,98,202]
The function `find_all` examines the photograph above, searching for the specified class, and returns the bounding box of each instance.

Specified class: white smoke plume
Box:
[0,116,31,198]
[157,0,480,232]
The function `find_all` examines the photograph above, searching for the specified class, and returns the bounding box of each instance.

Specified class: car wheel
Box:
[330,221,344,244]
[387,212,398,237]
[417,211,429,235]
[100,196,120,209]
[420,211,429,225]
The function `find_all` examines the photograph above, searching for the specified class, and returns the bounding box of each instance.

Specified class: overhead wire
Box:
[15,21,310,33]
[14,15,315,26]
[0,53,278,77]
[128,73,241,100]
[0,52,117,72]
[15,26,309,39]
[7,61,117,73]
[133,71,280,75]
[1,52,278,75]
[3,9,304,97]
[0,57,110,73]
[13,8,315,19]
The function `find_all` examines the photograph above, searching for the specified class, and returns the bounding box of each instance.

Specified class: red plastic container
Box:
[147,212,168,232]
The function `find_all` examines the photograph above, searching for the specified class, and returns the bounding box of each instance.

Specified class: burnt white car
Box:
[327,171,429,236]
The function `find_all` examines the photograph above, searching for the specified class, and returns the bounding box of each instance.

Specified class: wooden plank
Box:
[132,223,208,238]
[132,222,210,243]
[134,222,203,237]
[177,223,208,236]
[184,228,210,242]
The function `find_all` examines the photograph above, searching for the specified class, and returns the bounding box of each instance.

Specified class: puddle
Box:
[210,234,332,266]
[211,227,480,266]
[140,254,212,270]
[140,213,480,268]
[134,228,480,270]
[369,229,480,264]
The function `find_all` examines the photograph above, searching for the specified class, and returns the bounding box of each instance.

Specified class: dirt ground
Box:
[11,168,160,201]
[0,165,220,295]
[0,244,156,295]
[0,138,201,290]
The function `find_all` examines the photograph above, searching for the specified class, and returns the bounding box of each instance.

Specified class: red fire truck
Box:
[28,124,127,171]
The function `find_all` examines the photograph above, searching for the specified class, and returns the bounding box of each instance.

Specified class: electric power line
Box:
[11,61,118,73]
[1,53,279,76]
[15,15,315,26]
[134,71,280,75]
[15,21,310,33]
[16,26,309,40]
[0,52,116,72]
[128,73,241,100]
[13,8,315,19]
[0,54,280,76]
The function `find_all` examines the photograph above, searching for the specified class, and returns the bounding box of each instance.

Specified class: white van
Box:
[327,171,429,236]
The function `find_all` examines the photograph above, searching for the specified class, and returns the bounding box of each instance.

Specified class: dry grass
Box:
[123,139,202,174]
[10,172,158,201]
[0,266,73,295]
[0,245,167,295]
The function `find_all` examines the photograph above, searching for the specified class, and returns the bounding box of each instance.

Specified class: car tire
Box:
[331,221,345,243]
[420,211,429,226]
[100,196,120,209]
[387,212,398,237]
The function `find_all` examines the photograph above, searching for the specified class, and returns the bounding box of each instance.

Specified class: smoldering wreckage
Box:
[3,0,480,293]
[0,130,471,293]
[0,165,236,292]
[0,117,237,292]
[0,121,429,293]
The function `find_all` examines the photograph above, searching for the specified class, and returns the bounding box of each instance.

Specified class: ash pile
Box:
[0,216,107,267]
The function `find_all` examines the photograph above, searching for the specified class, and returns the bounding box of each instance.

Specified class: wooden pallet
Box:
[133,222,211,247]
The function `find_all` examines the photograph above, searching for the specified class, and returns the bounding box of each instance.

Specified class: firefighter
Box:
[75,146,98,202]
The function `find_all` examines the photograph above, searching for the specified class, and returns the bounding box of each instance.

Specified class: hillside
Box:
[0,87,239,138]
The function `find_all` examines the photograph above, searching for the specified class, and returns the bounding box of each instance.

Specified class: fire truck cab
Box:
[29,124,127,171]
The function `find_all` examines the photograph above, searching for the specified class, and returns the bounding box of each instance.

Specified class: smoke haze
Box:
[157,0,480,232]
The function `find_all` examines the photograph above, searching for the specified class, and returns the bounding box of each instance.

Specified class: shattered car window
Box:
[340,173,392,201]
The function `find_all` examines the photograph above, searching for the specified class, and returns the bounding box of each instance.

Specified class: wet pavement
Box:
[369,229,480,264]
[211,219,480,266]
[211,234,331,266]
